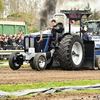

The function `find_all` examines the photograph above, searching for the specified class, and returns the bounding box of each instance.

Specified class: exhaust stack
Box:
[37,30,43,43]
[38,0,57,44]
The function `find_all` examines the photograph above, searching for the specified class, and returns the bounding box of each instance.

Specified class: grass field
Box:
[0,80,100,93]
[0,65,29,68]
[0,60,29,68]
[0,60,8,63]
[0,80,100,99]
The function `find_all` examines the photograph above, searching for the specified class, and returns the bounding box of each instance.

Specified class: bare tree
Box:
[0,0,4,17]
[2,0,42,18]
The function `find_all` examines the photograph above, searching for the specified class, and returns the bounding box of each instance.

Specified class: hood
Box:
[24,30,51,38]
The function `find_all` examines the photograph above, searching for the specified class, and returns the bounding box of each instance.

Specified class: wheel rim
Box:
[14,62,20,67]
[71,42,83,66]
[13,55,20,67]
[38,56,46,68]
[13,59,20,67]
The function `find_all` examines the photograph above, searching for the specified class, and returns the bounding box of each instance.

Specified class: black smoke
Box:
[39,0,57,30]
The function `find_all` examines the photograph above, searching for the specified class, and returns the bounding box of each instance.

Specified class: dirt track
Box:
[1,92,100,100]
[0,66,100,85]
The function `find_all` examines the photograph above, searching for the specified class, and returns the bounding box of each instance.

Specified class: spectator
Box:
[6,35,9,40]
[12,36,16,44]
[81,30,91,41]
[3,34,6,40]
[2,34,7,48]
[20,36,24,46]
[17,39,21,50]
[3,38,8,50]
[17,35,24,50]
[8,35,13,45]
[16,33,21,44]
[0,34,3,50]
[12,35,17,50]
[14,34,17,38]
[0,33,25,50]
[2,35,4,41]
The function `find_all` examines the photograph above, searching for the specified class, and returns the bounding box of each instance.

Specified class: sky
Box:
[56,0,100,12]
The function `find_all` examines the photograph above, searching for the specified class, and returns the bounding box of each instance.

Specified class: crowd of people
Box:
[0,33,24,50]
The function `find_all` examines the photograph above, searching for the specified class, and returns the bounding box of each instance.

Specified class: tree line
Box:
[0,0,100,21]
[0,0,41,18]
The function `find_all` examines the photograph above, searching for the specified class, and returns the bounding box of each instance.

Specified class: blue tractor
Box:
[9,9,99,71]
[84,20,100,69]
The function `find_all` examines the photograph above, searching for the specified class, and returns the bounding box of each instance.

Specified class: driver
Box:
[81,26,91,41]
[51,20,64,46]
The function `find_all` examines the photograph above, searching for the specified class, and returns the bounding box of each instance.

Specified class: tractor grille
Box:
[25,38,29,49]
[25,37,34,49]
[30,38,34,48]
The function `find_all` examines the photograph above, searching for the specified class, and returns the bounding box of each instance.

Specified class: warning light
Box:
[69,20,73,24]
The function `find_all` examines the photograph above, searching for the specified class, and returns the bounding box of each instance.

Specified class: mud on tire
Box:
[56,35,85,70]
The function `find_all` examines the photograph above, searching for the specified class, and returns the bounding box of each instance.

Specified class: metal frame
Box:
[53,13,82,36]
[69,19,82,37]
[53,13,67,33]
[0,50,24,55]
[59,10,91,36]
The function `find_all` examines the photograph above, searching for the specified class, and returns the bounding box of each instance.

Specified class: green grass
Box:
[0,60,8,63]
[0,80,100,92]
[0,80,100,99]
[0,60,29,68]
[0,65,29,68]
[70,89,100,93]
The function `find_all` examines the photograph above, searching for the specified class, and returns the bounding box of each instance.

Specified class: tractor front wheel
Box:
[33,53,47,71]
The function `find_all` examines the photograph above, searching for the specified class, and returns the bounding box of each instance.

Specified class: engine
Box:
[24,30,52,53]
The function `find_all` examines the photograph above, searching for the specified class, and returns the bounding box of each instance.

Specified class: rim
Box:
[38,56,46,68]
[71,42,83,66]
[13,59,20,67]
[13,55,20,67]
[14,62,20,67]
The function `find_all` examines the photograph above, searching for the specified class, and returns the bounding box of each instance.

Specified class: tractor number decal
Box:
[43,34,50,52]
[69,14,80,18]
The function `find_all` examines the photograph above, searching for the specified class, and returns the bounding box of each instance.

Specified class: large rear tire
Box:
[33,53,47,71]
[46,58,53,69]
[56,35,85,70]
[9,52,21,70]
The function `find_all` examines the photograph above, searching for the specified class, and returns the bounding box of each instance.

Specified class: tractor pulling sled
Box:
[9,9,100,71]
